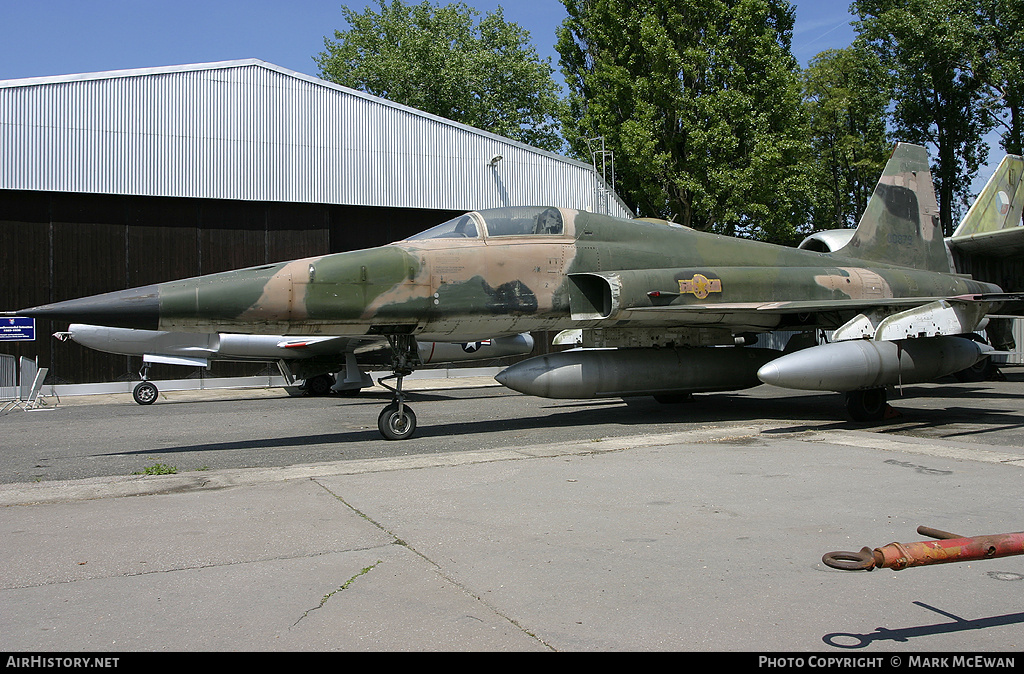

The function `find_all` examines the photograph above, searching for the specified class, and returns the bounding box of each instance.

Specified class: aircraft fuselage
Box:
[128,209,1000,343]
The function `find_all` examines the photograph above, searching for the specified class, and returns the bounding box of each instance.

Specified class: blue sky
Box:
[0,0,857,81]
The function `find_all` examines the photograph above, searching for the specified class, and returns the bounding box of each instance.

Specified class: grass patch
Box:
[136,463,177,475]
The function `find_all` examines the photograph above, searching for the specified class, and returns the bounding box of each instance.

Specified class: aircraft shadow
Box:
[823,601,1024,649]
[146,388,506,406]
[99,391,855,458]
[99,377,1024,458]
[342,389,510,404]
[880,406,1024,439]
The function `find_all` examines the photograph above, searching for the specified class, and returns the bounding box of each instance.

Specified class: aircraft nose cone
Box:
[19,285,161,330]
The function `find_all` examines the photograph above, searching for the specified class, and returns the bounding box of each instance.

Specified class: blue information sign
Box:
[0,317,35,341]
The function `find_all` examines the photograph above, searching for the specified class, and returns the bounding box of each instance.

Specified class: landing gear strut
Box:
[377,335,420,440]
[133,364,158,405]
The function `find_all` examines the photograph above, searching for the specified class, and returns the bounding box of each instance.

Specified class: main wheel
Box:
[304,374,336,396]
[378,402,417,440]
[133,381,159,405]
[845,388,886,422]
[953,356,995,382]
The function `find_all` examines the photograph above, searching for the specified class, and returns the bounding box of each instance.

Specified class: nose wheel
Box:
[133,365,159,405]
[133,381,158,405]
[378,402,417,440]
[377,335,420,440]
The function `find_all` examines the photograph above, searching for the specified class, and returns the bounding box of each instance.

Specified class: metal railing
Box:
[0,354,16,403]
[1,356,52,413]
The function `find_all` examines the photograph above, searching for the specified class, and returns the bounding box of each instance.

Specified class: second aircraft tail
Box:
[948,153,1024,252]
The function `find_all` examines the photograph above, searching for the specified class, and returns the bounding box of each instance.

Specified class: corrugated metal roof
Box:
[0,59,632,217]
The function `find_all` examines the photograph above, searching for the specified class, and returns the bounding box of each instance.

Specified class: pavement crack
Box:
[292,559,382,629]
[311,477,556,650]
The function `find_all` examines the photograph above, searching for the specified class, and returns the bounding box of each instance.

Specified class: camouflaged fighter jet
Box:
[13,143,1023,439]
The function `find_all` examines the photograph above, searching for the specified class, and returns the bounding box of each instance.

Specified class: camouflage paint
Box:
[17,144,1008,344]
[834,142,948,272]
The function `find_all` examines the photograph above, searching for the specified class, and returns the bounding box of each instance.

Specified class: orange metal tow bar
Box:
[823,526,1024,571]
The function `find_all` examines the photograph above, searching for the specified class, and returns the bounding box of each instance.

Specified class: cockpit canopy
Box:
[407,207,565,240]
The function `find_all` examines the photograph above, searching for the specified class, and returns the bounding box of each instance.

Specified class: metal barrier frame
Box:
[0,353,16,403]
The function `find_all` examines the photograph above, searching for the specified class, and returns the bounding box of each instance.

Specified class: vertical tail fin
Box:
[946,154,1024,352]
[949,154,1024,245]
[833,143,949,272]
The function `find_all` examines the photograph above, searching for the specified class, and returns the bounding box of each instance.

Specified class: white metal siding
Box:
[0,59,632,218]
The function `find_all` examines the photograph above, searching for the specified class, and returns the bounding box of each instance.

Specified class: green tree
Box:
[556,0,813,244]
[315,0,565,152]
[853,0,995,235]
[979,0,1024,156]
[802,46,892,231]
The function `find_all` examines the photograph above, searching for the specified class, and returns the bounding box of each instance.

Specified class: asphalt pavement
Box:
[1,374,1023,652]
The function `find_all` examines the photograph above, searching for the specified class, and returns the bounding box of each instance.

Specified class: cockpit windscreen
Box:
[407,207,564,240]
[479,207,563,236]
[406,214,481,240]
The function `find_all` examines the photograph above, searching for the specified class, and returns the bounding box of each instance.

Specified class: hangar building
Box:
[0,59,630,385]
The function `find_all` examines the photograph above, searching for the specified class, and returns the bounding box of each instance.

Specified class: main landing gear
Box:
[845,387,889,422]
[376,335,420,440]
[133,365,159,405]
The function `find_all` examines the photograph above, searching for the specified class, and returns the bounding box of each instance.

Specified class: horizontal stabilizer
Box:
[950,227,1024,257]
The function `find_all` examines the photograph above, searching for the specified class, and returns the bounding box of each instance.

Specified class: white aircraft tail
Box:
[948,154,1024,252]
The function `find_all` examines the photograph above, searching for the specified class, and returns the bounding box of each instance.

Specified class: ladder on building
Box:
[588,136,616,215]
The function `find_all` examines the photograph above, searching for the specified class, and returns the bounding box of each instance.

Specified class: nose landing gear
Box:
[376,335,420,440]
[133,364,159,405]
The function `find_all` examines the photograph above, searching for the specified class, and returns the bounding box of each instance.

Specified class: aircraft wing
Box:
[58,325,534,373]
[627,296,949,315]
[624,292,1024,345]
[274,335,385,356]
[141,353,214,368]
[629,292,1024,315]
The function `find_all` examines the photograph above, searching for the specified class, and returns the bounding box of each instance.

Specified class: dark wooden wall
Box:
[953,249,1024,297]
[1,189,458,384]
[952,249,1024,327]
